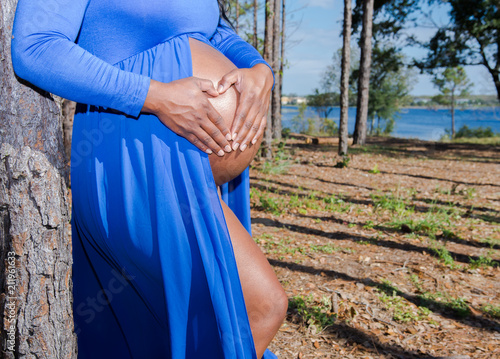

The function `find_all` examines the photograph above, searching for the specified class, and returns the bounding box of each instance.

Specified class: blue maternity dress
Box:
[11,0,276,358]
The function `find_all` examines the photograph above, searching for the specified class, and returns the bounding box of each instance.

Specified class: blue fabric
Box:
[12,1,276,358]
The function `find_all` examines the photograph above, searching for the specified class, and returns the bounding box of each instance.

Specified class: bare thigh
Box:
[219,198,287,356]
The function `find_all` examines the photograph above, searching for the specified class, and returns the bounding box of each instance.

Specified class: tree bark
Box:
[261,0,274,158]
[353,0,374,146]
[271,0,282,140]
[0,1,76,358]
[279,0,285,129]
[263,0,274,62]
[235,0,240,34]
[253,0,258,49]
[339,0,352,155]
[61,100,75,162]
[494,73,500,103]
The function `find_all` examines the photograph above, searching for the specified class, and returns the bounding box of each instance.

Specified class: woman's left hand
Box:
[216,63,274,151]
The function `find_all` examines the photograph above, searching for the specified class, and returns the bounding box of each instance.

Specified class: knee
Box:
[273,286,289,325]
[254,283,288,329]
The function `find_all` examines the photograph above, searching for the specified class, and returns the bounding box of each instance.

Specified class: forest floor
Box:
[249,136,500,359]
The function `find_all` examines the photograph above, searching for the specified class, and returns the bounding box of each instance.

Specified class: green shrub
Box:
[455,125,496,138]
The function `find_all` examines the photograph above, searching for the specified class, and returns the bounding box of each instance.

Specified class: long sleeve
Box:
[209,18,275,89]
[11,0,150,117]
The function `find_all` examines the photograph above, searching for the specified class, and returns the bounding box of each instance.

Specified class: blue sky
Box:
[279,0,497,96]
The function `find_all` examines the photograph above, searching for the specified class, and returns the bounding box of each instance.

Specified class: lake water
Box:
[281,106,500,141]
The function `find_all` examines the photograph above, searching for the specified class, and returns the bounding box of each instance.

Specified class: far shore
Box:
[281,104,500,110]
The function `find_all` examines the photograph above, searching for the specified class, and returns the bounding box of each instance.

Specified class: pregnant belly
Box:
[189,37,263,186]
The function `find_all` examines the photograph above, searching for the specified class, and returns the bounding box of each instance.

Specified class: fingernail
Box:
[224,145,232,153]
[217,150,225,157]
[205,149,213,154]
[232,142,240,151]
[232,132,237,139]
[218,84,223,92]
[251,138,257,145]
[240,144,247,152]
[226,133,232,141]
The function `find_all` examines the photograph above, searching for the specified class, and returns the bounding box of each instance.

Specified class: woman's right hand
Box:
[142,78,232,156]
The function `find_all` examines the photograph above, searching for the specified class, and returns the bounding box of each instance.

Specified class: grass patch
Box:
[417,291,470,318]
[260,140,291,175]
[323,194,351,213]
[376,279,431,323]
[357,235,379,245]
[258,192,284,215]
[378,291,431,323]
[378,278,470,319]
[334,155,350,168]
[481,304,500,319]
[256,236,308,255]
[481,236,500,248]
[288,295,336,331]
[469,253,498,269]
[429,244,456,267]
[386,201,461,237]
[369,164,381,174]
[371,191,413,215]
[309,243,341,254]
[450,136,500,145]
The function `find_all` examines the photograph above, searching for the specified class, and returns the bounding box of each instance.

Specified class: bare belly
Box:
[189,37,263,186]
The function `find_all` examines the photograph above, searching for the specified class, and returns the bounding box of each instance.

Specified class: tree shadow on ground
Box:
[293,212,500,251]
[250,175,377,192]
[252,217,500,267]
[287,307,439,359]
[417,197,499,215]
[271,258,500,333]
[352,167,500,188]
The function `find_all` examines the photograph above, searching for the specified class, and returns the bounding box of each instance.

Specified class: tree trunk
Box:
[263,0,274,62]
[279,0,285,101]
[235,0,240,34]
[261,0,274,158]
[0,1,76,358]
[61,100,76,161]
[339,0,352,155]
[495,73,500,103]
[451,90,455,138]
[253,0,258,49]
[353,0,374,146]
[271,0,281,140]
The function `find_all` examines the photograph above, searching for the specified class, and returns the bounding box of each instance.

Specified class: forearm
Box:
[11,0,150,117]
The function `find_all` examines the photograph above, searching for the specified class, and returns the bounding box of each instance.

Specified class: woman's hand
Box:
[216,63,274,152]
[142,78,233,156]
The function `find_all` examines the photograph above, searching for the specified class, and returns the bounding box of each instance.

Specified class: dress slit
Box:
[72,34,260,358]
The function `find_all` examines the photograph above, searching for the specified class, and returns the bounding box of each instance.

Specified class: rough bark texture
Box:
[353,0,374,146]
[61,100,75,163]
[263,0,274,62]
[271,0,281,140]
[339,0,352,155]
[0,0,76,358]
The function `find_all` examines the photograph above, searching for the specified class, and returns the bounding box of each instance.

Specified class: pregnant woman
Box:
[11,0,287,358]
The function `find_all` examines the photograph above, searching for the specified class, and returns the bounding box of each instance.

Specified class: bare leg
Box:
[219,199,288,358]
